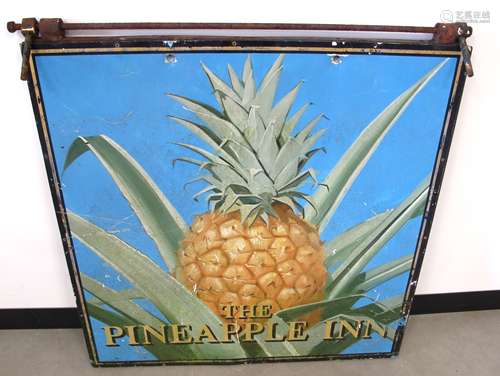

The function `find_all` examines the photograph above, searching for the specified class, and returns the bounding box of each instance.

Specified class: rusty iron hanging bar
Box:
[7,18,474,80]
[7,20,439,33]
[7,18,473,43]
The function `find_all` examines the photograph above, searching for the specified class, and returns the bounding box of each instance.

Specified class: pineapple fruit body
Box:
[176,205,327,320]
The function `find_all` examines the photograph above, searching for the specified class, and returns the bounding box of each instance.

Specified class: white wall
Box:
[1,0,498,309]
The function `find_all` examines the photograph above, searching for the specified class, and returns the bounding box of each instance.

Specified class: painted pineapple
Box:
[169,55,328,319]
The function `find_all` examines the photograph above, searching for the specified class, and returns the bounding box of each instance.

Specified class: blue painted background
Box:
[35,52,457,361]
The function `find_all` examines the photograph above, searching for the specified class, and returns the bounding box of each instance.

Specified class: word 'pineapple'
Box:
[171,54,328,319]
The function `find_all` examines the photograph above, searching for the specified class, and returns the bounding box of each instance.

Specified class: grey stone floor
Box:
[0,310,499,376]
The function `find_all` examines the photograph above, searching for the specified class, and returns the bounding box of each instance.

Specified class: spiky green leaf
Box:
[64,135,186,270]
[355,254,413,292]
[201,63,241,104]
[168,116,222,149]
[82,274,198,359]
[268,81,303,136]
[227,64,244,96]
[295,114,324,143]
[168,94,245,144]
[68,212,248,359]
[257,123,279,175]
[308,295,403,356]
[86,303,186,360]
[279,102,311,145]
[252,54,284,121]
[328,177,430,299]
[220,94,249,130]
[324,211,393,270]
[306,60,448,231]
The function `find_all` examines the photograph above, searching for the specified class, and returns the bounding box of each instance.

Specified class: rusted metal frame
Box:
[8,19,437,34]
[8,18,474,80]
[8,18,471,43]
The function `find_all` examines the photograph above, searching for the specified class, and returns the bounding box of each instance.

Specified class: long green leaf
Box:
[324,201,424,275]
[287,294,403,356]
[305,60,448,231]
[227,64,244,96]
[242,72,256,108]
[82,274,165,328]
[87,303,165,360]
[86,287,143,306]
[276,295,365,322]
[168,116,222,149]
[201,63,241,104]
[295,113,324,143]
[349,294,404,325]
[355,254,413,292]
[324,200,425,296]
[220,94,248,130]
[82,274,197,359]
[86,303,189,360]
[317,256,411,318]
[168,94,247,146]
[64,135,186,270]
[324,211,392,270]
[308,295,403,356]
[328,177,430,299]
[252,54,284,121]
[302,313,383,355]
[68,212,248,359]
[253,315,299,357]
[279,102,310,145]
[268,81,302,136]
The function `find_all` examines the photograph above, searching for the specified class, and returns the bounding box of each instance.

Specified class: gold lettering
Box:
[241,322,264,342]
[362,320,388,339]
[124,326,140,345]
[171,325,193,344]
[103,326,124,347]
[194,324,219,343]
[336,319,362,339]
[219,304,275,319]
[221,304,238,319]
[142,325,167,345]
[222,322,241,343]
[265,322,285,342]
[260,304,273,318]
[287,321,308,341]
[323,320,336,340]
[240,305,252,318]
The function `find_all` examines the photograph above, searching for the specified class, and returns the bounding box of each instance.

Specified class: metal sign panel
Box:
[16,21,470,366]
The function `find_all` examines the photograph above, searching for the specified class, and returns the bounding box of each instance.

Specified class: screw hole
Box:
[330,55,342,65]
[165,54,177,64]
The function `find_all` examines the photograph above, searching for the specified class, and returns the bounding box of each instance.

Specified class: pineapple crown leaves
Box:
[168,54,327,223]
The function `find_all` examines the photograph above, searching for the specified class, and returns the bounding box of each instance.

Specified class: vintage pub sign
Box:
[8,19,472,366]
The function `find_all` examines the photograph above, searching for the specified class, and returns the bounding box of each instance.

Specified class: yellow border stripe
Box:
[32,46,461,56]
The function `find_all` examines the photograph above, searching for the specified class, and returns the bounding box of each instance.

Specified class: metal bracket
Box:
[458,27,474,77]
[434,22,474,77]
[18,18,37,81]
[7,18,65,80]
